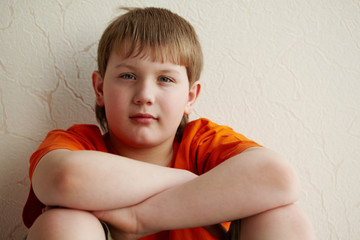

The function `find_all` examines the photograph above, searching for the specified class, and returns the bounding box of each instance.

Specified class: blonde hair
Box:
[95,7,203,138]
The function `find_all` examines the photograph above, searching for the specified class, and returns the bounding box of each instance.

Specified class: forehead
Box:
[108,48,187,75]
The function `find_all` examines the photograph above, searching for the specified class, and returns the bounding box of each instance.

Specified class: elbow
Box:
[32,151,81,207]
[50,163,82,206]
[267,155,301,205]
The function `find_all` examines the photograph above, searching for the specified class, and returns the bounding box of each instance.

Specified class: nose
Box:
[133,79,155,105]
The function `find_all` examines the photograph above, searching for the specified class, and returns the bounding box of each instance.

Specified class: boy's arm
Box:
[95,147,300,235]
[31,149,197,210]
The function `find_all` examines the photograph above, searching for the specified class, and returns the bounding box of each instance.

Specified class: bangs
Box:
[113,38,188,66]
[99,7,201,82]
[110,7,197,67]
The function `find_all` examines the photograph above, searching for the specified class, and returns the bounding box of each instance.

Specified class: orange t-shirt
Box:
[23,118,260,239]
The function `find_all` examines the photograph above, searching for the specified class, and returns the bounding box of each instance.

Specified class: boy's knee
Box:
[240,204,314,240]
[27,208,106,240]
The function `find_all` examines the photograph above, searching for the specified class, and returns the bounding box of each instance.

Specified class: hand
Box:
[93,206,156,240]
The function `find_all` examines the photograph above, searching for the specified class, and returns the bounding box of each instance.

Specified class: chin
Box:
[127,137,160,148]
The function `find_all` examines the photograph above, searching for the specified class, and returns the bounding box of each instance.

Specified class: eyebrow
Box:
[114,63,135,70]
[114,63,183,76]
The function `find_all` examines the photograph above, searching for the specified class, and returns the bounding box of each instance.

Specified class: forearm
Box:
[32,149,197,210]
[134,147,300,232]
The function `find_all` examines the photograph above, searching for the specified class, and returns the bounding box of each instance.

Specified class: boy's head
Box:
[95,7,203,139]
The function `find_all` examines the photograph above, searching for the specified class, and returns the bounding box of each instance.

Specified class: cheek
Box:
[104,83,128,103]
[161,91,189,116]
[103,88,128,114]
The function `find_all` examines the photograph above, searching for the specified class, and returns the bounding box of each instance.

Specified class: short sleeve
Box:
[23,124,107,228]
[184,119,261,174]
[28,124,107,180]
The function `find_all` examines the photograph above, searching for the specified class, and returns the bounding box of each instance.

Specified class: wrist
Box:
[133,170,198,234]
[132,203,158,237]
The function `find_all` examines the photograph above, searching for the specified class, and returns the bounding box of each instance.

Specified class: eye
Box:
[120,73,136,80]
[159,76,174,83]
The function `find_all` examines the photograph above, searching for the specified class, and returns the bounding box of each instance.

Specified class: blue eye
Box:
[159,76,173,83]
[121,74,135,80]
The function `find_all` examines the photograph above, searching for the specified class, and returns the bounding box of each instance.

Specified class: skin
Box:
[92,147,305,239]
[27,49,314,240]
[92,50,200,165]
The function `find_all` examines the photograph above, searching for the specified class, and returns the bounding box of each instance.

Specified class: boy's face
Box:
[92,49,200,150]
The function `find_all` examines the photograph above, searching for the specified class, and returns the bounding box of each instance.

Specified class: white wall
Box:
[1,0,359,239]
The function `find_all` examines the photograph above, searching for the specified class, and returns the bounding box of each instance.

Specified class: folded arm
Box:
[31,149,197,211]
[95,147,300,237]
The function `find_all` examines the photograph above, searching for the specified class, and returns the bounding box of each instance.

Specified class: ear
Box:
[92,71,105,106]
[184,81,201,115]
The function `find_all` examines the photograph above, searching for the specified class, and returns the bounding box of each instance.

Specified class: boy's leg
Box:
[240,203,314,240]
[27,208,107,240]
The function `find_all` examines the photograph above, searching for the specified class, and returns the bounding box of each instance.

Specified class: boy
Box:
[23,7,314,240]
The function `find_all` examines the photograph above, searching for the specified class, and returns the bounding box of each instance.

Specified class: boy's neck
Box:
[106,133,174,167]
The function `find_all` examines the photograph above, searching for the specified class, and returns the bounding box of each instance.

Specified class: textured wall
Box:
[1,0,359,239]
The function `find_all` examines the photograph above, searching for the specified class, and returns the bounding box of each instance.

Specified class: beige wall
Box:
[1,0,360,239]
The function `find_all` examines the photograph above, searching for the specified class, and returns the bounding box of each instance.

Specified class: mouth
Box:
[129,113,157,124]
